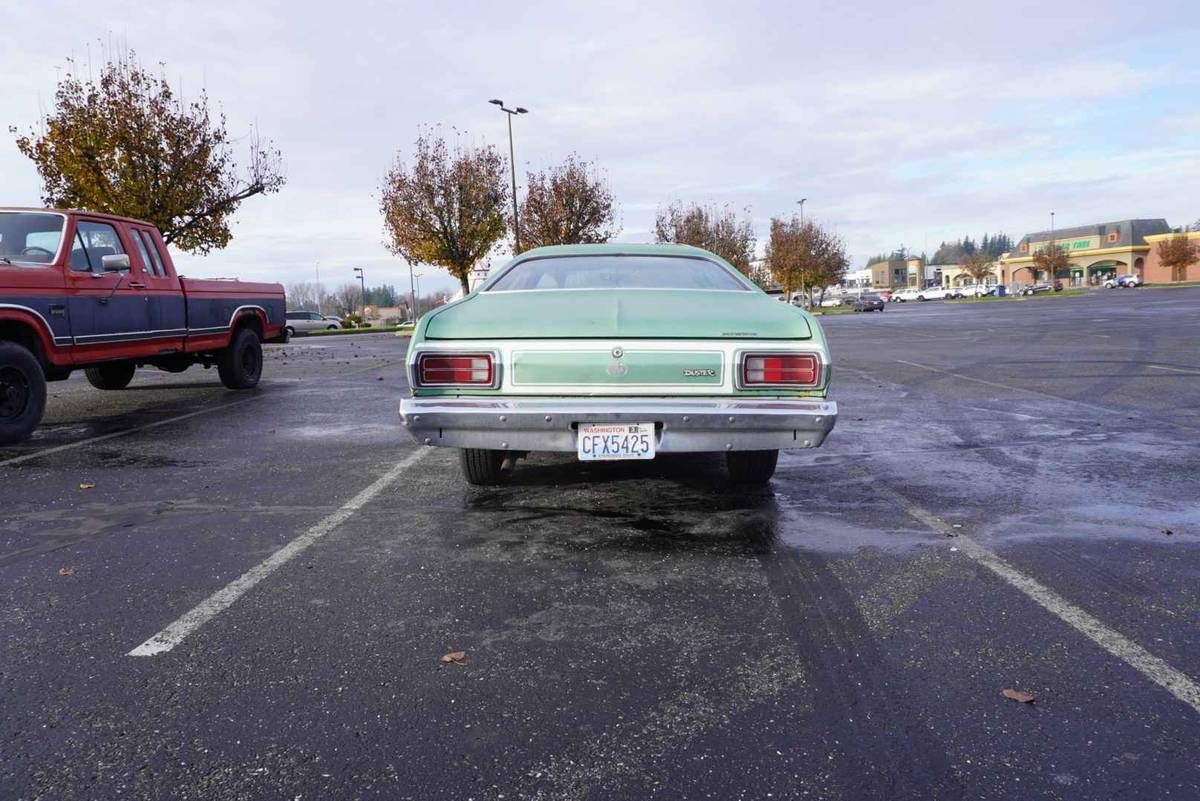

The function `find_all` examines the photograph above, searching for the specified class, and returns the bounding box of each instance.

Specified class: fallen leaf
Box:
[79,483,95,490]
[58,566,76,576]
[1002,688,1036,704]
[440,651,467,665]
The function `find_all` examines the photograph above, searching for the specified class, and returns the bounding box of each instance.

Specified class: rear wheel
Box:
[0,342,47,444]
[459,448,505,485]
[726,449,779,484]
[217,328,263,389]
[283,326,295,341]
[84,362,136,390]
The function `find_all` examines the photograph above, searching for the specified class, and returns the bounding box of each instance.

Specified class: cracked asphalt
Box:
[2,287,1199,800]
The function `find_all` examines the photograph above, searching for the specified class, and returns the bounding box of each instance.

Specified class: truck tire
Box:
[84,363,136,390]
[218,328,263,389]
[726,450,779,484]
[459,448,505,485]
[0,342,47,444]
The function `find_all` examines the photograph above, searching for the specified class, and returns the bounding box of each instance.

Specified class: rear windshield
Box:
[486,255,751,292]
[0,212,65,267]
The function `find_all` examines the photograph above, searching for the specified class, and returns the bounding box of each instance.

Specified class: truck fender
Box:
[0,306,64,368]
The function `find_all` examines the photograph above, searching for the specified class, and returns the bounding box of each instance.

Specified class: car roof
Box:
[513,242,724,259]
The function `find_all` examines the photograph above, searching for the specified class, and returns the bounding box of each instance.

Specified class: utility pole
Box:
[489,99,529,253]
[797,198,806,224]
[1049,211,1056,285]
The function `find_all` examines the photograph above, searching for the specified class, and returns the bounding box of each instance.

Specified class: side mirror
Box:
[101,254,131,272]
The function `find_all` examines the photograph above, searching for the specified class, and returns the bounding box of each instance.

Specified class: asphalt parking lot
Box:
[2,286,1199,800]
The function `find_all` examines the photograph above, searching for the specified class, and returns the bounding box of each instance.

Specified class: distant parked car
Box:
[914,286,948,301]
[850,293,886,312]
[1019,282,1062,296]
[285,311,340,336]
[323,315,344,325]
[891,288,921,302]
[1104,274,1142,288]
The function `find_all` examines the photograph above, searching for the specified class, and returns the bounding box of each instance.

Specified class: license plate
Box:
[576,422,656,461]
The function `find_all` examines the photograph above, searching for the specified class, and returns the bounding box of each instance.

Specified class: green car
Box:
[399,243,836,485]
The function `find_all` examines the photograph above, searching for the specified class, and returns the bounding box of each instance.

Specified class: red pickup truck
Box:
[0,208,286,443]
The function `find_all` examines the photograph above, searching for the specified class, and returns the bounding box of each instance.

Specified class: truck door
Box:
[64,218,155,361]
[128,226,186,352]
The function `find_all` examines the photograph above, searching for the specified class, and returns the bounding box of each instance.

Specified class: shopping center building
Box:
[1142,231,1200,283]
[998,219,1171,287]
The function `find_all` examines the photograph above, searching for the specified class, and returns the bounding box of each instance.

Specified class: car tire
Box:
[0,342,47,444]
[283,326,295,341]
[327,325,338,330]
[460,448,505,485]
[726,449,779,484]
[84,362,136,390]
[917,296,926,301]
[217,327,263,390]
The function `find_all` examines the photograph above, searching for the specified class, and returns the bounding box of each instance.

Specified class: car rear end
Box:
[399,246,836,483]
[402,338,835,455]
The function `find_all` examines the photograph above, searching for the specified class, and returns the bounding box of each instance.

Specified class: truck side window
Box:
[139,230,166,277]
[74,221,126,272]
[132,229,156,276]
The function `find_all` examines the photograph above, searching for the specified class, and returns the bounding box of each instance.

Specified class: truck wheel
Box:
[459,448,505,485]
[726,450,779,484]
[84,363,136,390]
[218,328,263,389]
[0,342,47,444]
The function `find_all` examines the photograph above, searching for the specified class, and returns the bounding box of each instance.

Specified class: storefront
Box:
[999,218,1170,289]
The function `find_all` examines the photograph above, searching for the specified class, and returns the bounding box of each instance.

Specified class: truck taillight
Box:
[741,353,820,387]
[416,353,494,386]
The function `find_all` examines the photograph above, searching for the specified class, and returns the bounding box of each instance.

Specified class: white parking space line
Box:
[128,448,431,657]
[855,468,1200,715]
[1149,365,1200,375]
[0,397,262,469]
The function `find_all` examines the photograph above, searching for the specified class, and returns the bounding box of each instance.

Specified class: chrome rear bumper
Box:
[399,397,837,452]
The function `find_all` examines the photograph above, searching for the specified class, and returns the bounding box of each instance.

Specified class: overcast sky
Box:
[4,0,1198,294]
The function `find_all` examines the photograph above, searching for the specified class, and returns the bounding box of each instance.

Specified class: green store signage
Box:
[1034,237,1098,252]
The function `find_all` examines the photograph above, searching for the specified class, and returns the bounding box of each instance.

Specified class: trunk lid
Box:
[424,289,811,340]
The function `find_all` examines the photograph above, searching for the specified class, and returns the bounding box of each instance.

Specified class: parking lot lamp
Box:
[797,198,806,223]
[489,99,529,253]
[353,267,366,318]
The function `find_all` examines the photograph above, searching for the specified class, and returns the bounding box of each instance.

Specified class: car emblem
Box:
[607,362,629,377]
[611,347,623,358]
[683,368,716,377]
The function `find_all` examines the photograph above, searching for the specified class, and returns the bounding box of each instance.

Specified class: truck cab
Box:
[0,208,286,443]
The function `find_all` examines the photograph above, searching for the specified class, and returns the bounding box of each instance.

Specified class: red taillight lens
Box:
[417,353,494,386]
[742,353,820,386]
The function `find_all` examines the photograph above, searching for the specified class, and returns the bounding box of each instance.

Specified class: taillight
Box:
[416,353,494,386]
[741,353,820,386]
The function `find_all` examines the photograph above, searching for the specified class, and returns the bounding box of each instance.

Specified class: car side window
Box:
[73,221,126,273]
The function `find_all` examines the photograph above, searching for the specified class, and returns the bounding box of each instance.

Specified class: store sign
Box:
[1031,236,1098,252]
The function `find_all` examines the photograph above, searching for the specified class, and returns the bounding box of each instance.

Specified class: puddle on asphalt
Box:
[983,501,1199,544]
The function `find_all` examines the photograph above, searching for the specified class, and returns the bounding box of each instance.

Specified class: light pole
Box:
[797,198,807,223]
[314,261,322,315]
[407,262,418,322]
[489,98,529,253]
[1049,211,1056,285]
[353,267,366,319]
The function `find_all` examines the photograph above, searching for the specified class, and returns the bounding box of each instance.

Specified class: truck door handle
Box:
[128,282,146,289]
[49,304,66,317]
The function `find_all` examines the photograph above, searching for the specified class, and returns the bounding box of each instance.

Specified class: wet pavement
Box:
[2,287,1199,800]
